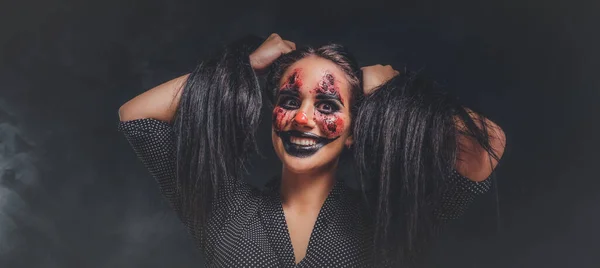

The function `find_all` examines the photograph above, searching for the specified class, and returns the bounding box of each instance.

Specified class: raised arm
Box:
[455,109,506,181]
[355,65,506,265]
[118,33,295,124]
[361,65,506,181]
[118,74,188,123]
[117,34,296,234]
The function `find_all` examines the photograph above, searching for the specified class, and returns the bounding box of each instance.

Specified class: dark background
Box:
[1,0,598,267]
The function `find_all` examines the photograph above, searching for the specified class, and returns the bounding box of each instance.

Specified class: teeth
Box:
[290,136,317,146]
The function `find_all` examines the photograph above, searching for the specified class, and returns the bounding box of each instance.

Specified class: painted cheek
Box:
[315,113,345,138]
[272,107,297,131]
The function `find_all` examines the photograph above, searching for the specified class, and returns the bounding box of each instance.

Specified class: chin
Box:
[281,153,327,174]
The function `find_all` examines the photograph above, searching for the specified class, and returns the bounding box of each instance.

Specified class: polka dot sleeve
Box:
[435,169,492,221]
[117,118,184,218]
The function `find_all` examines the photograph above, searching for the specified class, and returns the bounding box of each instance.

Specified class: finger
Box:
[279,41,294,54]
[283,40,296,50]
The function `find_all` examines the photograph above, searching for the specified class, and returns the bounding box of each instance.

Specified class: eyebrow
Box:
[278,87,300,97]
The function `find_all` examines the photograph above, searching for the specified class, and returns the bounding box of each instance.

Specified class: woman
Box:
[118,34,505,267]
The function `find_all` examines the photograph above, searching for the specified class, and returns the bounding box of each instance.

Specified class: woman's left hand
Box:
[249,33,296,74]
[361,64,400,95]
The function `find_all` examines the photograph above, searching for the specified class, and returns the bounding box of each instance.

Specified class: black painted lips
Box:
[275,130,339,158]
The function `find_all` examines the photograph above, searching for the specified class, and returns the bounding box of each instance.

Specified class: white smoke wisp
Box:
[0,105,60,267]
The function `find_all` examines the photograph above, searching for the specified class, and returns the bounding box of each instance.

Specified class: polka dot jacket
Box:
[118,118,492,267]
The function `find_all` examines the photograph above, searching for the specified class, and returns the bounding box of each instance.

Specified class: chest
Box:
[283,207,320,264]
[202,182,373,267]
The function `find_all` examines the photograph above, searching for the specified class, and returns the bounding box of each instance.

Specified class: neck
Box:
[280,161,339,212]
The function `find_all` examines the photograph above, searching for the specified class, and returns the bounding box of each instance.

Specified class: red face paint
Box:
[272,107,296,132]
[311,72,346,138]
[273,69,304,131]
[273,69,347,139]
[315,72,345,105]
[314,112,345,138]
[294,112,308,125]
[280,68,303,92]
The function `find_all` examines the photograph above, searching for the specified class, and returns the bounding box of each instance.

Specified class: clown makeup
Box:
[273,68,349,158]
[272,69,302,132]
[313,72,345,138]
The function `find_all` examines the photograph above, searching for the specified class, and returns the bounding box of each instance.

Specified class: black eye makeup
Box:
[278,96,300,110]
[316,101,341,114]
[277,96,342,114]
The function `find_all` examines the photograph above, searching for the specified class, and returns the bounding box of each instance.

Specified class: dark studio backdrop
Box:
[1,0,598,267]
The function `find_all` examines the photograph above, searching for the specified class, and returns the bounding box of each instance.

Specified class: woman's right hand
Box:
[249,33,296,73]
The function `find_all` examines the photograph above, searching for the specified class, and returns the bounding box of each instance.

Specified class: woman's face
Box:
[272,55,354,174]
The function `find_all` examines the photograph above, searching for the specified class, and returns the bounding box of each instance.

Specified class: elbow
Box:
[456,118,507,182]
[487,120,506,163]
[118,102,133,122]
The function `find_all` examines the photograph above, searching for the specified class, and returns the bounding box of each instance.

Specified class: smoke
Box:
[0,103,63,267]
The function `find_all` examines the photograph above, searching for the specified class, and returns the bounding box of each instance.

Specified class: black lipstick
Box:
[275,130,339,158]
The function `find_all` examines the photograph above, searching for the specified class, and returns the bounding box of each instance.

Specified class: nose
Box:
[294,112,308,124]
[293,107,315,129]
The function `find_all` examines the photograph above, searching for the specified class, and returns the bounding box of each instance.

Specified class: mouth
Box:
[275,130,339,158]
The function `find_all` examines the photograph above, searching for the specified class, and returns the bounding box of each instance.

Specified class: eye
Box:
[278,96,300,109]
[316,101,340,114]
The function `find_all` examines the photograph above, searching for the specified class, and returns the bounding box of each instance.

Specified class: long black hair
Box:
[172,35,264,244]
[354,72,501,266]
[173,35,499,266]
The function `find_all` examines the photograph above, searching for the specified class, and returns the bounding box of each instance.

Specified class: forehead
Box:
[279,56,350,94]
